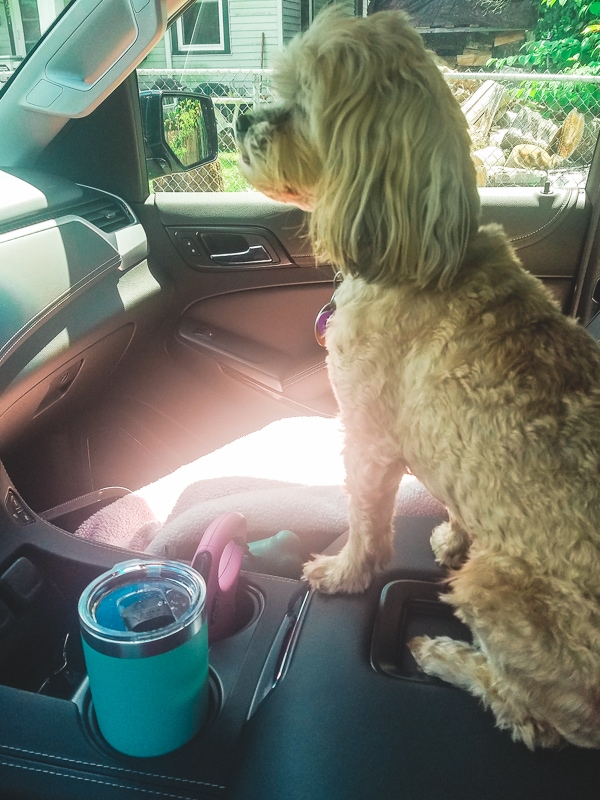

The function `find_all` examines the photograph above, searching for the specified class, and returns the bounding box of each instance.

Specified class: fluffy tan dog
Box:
[236,8,600,750]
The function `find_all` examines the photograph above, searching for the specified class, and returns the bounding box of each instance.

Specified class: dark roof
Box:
[367,0,539,30]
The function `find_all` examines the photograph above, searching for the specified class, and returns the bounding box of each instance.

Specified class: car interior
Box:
[1,0,600,797]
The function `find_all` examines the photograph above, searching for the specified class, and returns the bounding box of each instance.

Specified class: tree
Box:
[497,0,600,73]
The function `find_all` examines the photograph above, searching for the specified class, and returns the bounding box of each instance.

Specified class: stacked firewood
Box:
[449,79,588,187]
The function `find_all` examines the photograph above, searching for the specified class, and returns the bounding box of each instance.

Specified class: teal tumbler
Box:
[79,559,209,757]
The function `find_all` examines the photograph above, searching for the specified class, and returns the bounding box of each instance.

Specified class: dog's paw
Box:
[408,635,465,683]
[408,635,432,670]
[430,522,469,569]
[302,552,374,594]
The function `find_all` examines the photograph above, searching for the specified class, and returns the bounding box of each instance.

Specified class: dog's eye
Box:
[241,153,251,165]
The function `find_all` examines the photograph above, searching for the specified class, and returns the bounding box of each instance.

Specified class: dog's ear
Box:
[301,10,480,288]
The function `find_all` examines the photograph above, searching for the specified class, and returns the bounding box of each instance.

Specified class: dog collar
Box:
[314,273,342,347]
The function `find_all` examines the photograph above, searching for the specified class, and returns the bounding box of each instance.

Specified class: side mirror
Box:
[140,90,219,180]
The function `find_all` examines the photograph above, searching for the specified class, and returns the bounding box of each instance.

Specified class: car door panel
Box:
[141,185,591,422]
[175,284,335,414]
[151,192,316,266]
[479,186,590,310]
[152,186,589,282]
[132,195,339,419]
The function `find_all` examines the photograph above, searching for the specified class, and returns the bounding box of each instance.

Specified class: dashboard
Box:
[0,168,162,452]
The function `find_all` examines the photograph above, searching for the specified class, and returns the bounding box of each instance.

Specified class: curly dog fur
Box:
[236,7,600,749]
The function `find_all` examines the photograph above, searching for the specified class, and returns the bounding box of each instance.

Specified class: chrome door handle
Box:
[209,244,272,265]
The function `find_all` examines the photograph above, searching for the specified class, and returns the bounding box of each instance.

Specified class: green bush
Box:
[490,0,600,114]
[164,98,208,165]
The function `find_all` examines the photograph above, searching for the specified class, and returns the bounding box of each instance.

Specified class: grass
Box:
[149,151,255,193]
[219,151,254,192]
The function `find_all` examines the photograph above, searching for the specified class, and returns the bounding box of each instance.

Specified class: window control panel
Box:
[5,488,34,525]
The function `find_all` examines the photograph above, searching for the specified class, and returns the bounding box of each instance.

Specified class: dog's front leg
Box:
[303,438,404,594]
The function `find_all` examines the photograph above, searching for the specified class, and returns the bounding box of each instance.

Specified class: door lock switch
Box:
[5,488,34,525]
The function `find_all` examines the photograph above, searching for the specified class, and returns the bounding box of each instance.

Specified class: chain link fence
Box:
[138,67,600,193]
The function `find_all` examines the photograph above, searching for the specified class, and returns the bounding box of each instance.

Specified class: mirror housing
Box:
[140,90,219,180]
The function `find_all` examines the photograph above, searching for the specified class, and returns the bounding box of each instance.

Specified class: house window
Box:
[173,0,230,54]
[301,0,313,31]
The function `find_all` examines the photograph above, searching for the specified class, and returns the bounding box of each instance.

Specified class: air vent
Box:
[0,188,135,236]
[75,195,133,233]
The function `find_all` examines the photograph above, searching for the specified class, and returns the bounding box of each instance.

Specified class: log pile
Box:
[448,78,589,188]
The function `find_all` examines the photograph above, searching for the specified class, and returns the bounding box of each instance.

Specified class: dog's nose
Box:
[235,112,254,138]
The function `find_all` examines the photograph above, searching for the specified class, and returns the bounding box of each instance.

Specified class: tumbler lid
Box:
[79,560,206,658]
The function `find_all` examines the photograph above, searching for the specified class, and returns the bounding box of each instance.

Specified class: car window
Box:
[1,1,598,192]
[135,0,600,194]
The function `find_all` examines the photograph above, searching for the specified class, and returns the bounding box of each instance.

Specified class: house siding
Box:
[139,0,358,72]
[142,36,167,69]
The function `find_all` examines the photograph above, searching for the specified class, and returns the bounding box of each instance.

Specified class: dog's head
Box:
[236,8,481,289]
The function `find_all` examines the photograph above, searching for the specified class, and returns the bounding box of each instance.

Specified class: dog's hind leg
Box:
[430,518,472,569]
[303,440,405,593]
[409,636,562,749]
[409,635,491,693]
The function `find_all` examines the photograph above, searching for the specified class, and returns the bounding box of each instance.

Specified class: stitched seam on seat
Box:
[0,745,223,789]
[283,361,327,388]
[0,760,220,798]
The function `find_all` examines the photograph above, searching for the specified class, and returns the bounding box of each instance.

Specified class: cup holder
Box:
[76,583,263,758]
[227,582,263,638]
[79,669,223,760]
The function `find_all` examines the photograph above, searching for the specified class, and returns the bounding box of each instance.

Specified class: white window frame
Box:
[3,0,66,59]
[174,0,228,54]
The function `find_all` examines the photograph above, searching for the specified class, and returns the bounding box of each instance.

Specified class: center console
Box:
[0,457,599,800]
[0,457,305,799]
